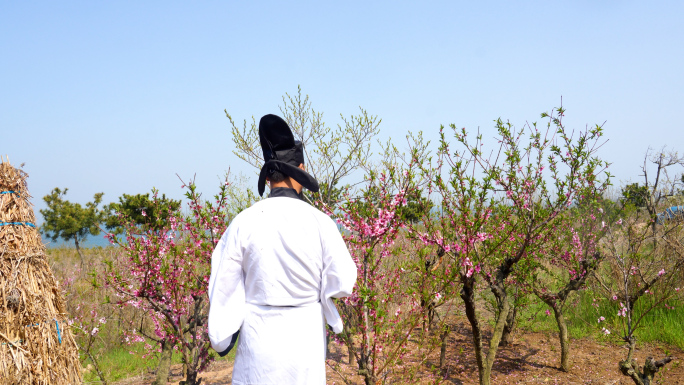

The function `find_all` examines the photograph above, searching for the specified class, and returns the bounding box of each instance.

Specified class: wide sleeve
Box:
[319,216,357,334]
[207,220,246,355]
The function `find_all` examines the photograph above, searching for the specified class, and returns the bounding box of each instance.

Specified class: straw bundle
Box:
[0,158,82,384]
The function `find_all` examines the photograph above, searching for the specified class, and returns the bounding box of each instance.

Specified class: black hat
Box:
[257,114,320,196]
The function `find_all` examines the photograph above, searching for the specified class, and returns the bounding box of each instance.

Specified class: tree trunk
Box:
[358,356,376,385]
[359,254,375,385]
[152,339,173,385]
[482,297,511,384]
[551,305,570,372]
[461,275,513,385]
[74,235,85,266]
[182,361,202,385]
[428,301,436,331]
[85,349,108,385]
[537,296,571,372]
[348,344,356,366]
[178,346,203,385]
[499,303,517,347]
[179,369,201,385]
[641,356,675,385]
[439,325,451,369]
[460,278,486,385]
[619,337,675,385]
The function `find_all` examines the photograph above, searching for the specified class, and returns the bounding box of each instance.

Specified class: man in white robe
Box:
[208,114,357,385]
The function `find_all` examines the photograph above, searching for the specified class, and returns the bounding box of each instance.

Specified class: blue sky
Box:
[2,1,683,222]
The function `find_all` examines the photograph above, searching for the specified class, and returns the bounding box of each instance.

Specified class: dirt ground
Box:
[115,319,684,385]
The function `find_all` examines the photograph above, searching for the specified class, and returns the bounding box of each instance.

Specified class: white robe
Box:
[208,195,357,385]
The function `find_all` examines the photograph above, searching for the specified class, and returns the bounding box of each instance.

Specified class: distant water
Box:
[43,233,114,249]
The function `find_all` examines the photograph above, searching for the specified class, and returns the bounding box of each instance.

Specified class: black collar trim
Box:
[268,187,302,200]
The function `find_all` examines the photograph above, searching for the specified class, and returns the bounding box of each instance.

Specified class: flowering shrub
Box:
[532,199,608,372]
[593,204,684,385]
[322,162,443,385]
[61,260,112,384]
[101,176,234,385]
[415,106,608,385]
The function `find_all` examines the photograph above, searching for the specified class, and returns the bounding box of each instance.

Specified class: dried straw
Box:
[0,157,82,384]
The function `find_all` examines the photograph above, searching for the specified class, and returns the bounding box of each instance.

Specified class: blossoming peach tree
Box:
[593,202,684,385]
[322,157,445,385]
[532,198,608,372]
[62,261,111,385]
[101,176,233,385]
[416,106,609,385]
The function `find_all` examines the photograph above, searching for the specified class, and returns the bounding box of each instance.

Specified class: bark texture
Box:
[461,275,512,385]
[439,325,451,369]
[348,344,356,366]
[499,303,517,347]
[461,278,486,385]
[152,339,173,385]
[619,338,674,385]
[552,306,570,372]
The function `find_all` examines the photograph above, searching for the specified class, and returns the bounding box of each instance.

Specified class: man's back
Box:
[237,196,331,307]
[208,191,356,385]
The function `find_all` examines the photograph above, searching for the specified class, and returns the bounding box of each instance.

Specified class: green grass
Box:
[517,291,684,349]
[82,344,154,383]
[81,343,236,383]
[628,299,684,348]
